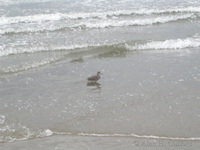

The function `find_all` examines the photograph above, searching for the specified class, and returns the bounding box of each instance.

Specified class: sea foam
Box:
[77,132,200,141]
[0,6,199,26]
[0,120,53,143]
[125,38,200,50]
[75,14,194,29]
[0,13,194,35]
[2,58,58,73]
[0,115,5,124]
[0,44,90,57]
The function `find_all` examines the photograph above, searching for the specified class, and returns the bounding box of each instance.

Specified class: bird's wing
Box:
[88,75,96,80]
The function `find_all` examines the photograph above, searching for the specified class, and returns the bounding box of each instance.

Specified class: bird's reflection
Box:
[87,81,101,88]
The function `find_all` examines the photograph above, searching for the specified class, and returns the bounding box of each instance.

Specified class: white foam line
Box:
[0,12,195,35]
[135,6,200,15]
[0,44,90,57]
[0,6,199,26]
[0,13,64,25]
[0,42,114,57]
[2,58,57,73]
[76,133,200,141]
[0,0,51,6]
[0,25,65,35]
[74,14,194,29]
[125,38,200,50]
[0,13,192,35]
[0,128,54,143]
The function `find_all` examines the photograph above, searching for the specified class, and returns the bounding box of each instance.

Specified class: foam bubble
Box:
[41,129,53,137]
[0,121,54,142]
[0,115,6,124]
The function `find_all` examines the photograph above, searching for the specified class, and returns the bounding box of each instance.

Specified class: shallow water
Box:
[1,49,200,145]
[0,0,200,149]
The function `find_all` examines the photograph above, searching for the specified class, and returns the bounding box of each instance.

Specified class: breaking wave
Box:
[0,115,53,143]
[1,6,199,35]
[0,37,199,74]
[125,37,200,50]
[1,37,199,58]
[0,44,97,57]
[0,6,200,26]
[0,0,51,6]
[75,14,194,29]
[0,14,195,35]
[1,58,59,74]
[0,125,53,143]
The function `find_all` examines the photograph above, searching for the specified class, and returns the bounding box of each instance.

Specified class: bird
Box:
[87,71,103,82]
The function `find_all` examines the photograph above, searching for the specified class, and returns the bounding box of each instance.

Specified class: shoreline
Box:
[1,134,200,150]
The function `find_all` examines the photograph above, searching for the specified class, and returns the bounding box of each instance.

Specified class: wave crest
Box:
[125,38,200,50]
[75,14,194,29]
[0,6,199,26]
[1,58,58,74]
[0,14,194,35]
[0,44,93,57]
[0,115,53,143]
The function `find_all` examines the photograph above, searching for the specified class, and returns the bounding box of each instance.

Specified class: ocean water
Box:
[0,0,200,149]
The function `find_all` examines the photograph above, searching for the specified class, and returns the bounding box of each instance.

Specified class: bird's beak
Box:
[100,73,103,75]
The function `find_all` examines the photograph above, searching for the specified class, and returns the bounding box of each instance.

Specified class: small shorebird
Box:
[87,71,103,82]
